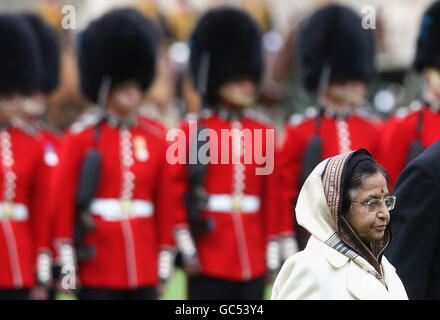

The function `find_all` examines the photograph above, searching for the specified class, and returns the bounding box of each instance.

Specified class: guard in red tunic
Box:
[52,8,184,300]
[379,1,440,187]
[0,14,51,300]
[172,7,281,299]
[19,13,63,165]
[15,14,63,299]
[278,4,382,251]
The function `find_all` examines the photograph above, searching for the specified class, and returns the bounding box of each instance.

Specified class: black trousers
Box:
[0,289,30,300]
[48,265,61,300]
[78,286,157,300]
[188,275,265,300]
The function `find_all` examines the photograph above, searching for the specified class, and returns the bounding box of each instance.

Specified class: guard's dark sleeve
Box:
[385,160,440,299]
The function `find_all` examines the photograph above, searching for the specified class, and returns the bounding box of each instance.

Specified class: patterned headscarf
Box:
[321,149,391,279]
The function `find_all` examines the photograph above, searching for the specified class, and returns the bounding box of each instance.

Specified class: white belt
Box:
[0,203,28,221]
[90,199,154,221]
[206,194,260,213]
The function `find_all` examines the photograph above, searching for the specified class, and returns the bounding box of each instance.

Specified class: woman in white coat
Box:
[272,149,408,300]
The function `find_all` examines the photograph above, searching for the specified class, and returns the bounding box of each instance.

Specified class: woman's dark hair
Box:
[341,159,389,216]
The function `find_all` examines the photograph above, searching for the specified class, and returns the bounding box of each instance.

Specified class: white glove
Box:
[158,249,176,283]
[175,227,201,275]
[57,243,77,292]
[59,243,76,269]
[175,228,198,264]
[36,251,52,287]
[266,240,281,273]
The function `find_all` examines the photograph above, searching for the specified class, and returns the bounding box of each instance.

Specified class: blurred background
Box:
[1,0,436,299]
[2,0,436,131]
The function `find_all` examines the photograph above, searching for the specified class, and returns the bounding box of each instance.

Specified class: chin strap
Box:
[21,97,46,116]
[218,86,256,109]
[326,85,365,108]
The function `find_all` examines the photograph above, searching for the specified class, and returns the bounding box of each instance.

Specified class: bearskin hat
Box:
[0,14,40,96]
[298,4,376,91]
[414,1,440,71]
[23,13,60,94]
[189,7,264,105]
[78,8,159,103]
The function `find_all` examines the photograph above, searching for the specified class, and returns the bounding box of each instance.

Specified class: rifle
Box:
[299,114,323,187]
[74,75,111,261]
[184,124,214,242]
[182,50,215,242]
[294,64,331,250]
[294,113,323,250]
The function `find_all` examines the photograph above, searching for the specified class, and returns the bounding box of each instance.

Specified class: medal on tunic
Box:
[133,136,149,162]
[44,143,59,167]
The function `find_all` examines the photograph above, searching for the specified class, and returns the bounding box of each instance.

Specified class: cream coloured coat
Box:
[272,156,408,300]
[272,236,408,300]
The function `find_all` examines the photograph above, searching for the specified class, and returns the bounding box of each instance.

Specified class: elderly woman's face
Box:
[346,172,390,243]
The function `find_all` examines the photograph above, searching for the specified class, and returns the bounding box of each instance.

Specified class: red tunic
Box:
[278,109,383,247]
[379,102,440,187]
[38,127,64,260]
[0,126,49,288]
[52,116,182,289]
[172,110,280,281]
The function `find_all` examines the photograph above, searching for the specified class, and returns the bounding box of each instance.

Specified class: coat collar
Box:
[11,118,39,136]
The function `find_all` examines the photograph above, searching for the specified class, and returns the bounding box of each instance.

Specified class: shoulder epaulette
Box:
[11,119,39,137]
[288,107,317,126]
[354,106,371,118]
[243,108,273,126]
[304,106,319,118]
[409,100,423,112]
[137,107,162,121]
[39,121,64,136]
[138,121,165,139]
[394,101,422,120]
[184,112,200,122]
[394,107,410,119]
[69,113,100,134]
[354,107,384,124]
[199,108,214,120]
[288,113,305,126]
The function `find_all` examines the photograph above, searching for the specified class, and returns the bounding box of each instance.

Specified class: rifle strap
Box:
[414,106,424,141]
[92,116,106,148]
